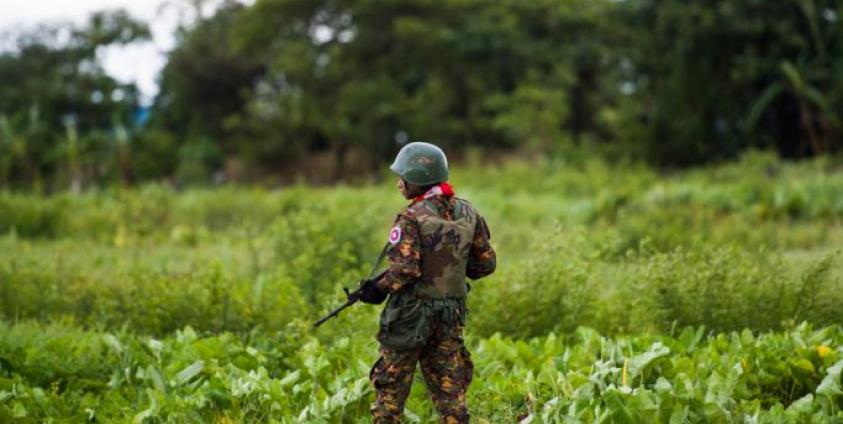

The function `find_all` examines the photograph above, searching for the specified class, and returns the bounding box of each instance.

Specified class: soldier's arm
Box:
[466,215,496,279]
[376,214,422,293]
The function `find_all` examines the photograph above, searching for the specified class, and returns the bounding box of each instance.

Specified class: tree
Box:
[0,10,150,189]
[216,0,617,179]
[153,1,264,163]
[619,0,843,164]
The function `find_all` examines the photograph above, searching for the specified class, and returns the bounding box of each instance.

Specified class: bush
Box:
[0,193,63,238]
[0,259,308,335]
[470,228,597,338]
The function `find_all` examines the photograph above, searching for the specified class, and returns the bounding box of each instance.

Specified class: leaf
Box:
[786,393,814,416]
[603,387,636,424]
[745,82,784,131]
[654,377,672,393]
[133,406,153,423]
[11,402,27,418]
[628,342,670,380]
[296,406,310,422]
[325,387,349,411]
[103,334,124,355]
[669,405,689,424]
[796,0,825,59]
[781,61,806,93]
[622,357,629,387]
[629,389,659,422]
[519,414,535,423]
[144,366,166,392]
[540,396,561,422]
[0,406,14,422]
[280,370,301,387]
[173,360,204,386]
[816,359,843,397]
[403,408,422,423]
[147,338,163,355]
[803,87,842,128]
[790,358,815,374]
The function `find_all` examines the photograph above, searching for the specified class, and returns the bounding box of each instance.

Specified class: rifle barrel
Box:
[313,298,357,328]
[312,272,385,329]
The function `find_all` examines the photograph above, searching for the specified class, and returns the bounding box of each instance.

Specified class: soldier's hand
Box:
[357,278,388,304]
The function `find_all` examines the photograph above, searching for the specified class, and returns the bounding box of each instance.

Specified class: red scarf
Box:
[413,182,455,203]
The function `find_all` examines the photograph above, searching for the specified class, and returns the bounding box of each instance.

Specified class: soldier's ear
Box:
[402,180,425,198]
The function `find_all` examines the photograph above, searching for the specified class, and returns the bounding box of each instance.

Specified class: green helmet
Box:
[389,141,449,186]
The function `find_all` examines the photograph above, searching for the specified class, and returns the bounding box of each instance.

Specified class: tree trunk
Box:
[333,139,347,182]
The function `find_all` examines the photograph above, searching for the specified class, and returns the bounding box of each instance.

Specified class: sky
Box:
[0,0,230,104]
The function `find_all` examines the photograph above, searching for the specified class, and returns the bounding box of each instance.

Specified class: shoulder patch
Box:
[388,225,402,245]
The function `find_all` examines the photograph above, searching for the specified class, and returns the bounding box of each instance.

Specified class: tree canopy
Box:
[1,0,841,188]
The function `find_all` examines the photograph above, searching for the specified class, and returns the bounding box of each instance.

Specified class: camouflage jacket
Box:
[377,194,496,295]
[375,192,496,351]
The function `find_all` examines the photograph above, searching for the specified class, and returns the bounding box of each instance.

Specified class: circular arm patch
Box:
[388,226,402,245]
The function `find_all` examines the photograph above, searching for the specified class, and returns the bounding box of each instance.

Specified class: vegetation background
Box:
[2,0,843,422]
[1,0,842,188]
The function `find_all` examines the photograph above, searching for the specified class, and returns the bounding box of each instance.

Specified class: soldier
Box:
[356,141,496,423]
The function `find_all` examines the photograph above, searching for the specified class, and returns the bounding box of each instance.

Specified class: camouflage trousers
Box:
[369,323,474,423]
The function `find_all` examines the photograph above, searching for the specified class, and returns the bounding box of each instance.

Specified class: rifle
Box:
[312,270,386,328]
[313,243,389,328]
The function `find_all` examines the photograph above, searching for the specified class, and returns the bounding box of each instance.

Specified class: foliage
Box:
[619,0,843,164]
[1,321,843,421]
[2,154,843,336]
[7,1,843,186]
[0,11,150,189]
[2,156,843,420]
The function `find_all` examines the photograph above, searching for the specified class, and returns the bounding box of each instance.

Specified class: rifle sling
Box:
[366,243,390,280]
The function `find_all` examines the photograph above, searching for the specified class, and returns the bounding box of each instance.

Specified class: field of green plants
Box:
[2,152,843,422]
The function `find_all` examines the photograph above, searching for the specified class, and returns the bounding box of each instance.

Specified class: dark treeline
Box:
[1,0,842,190]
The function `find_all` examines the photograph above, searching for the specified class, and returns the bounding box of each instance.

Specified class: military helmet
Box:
[389,141,449,186]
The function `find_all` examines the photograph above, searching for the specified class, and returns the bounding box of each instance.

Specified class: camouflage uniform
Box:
[371,191,496,423]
